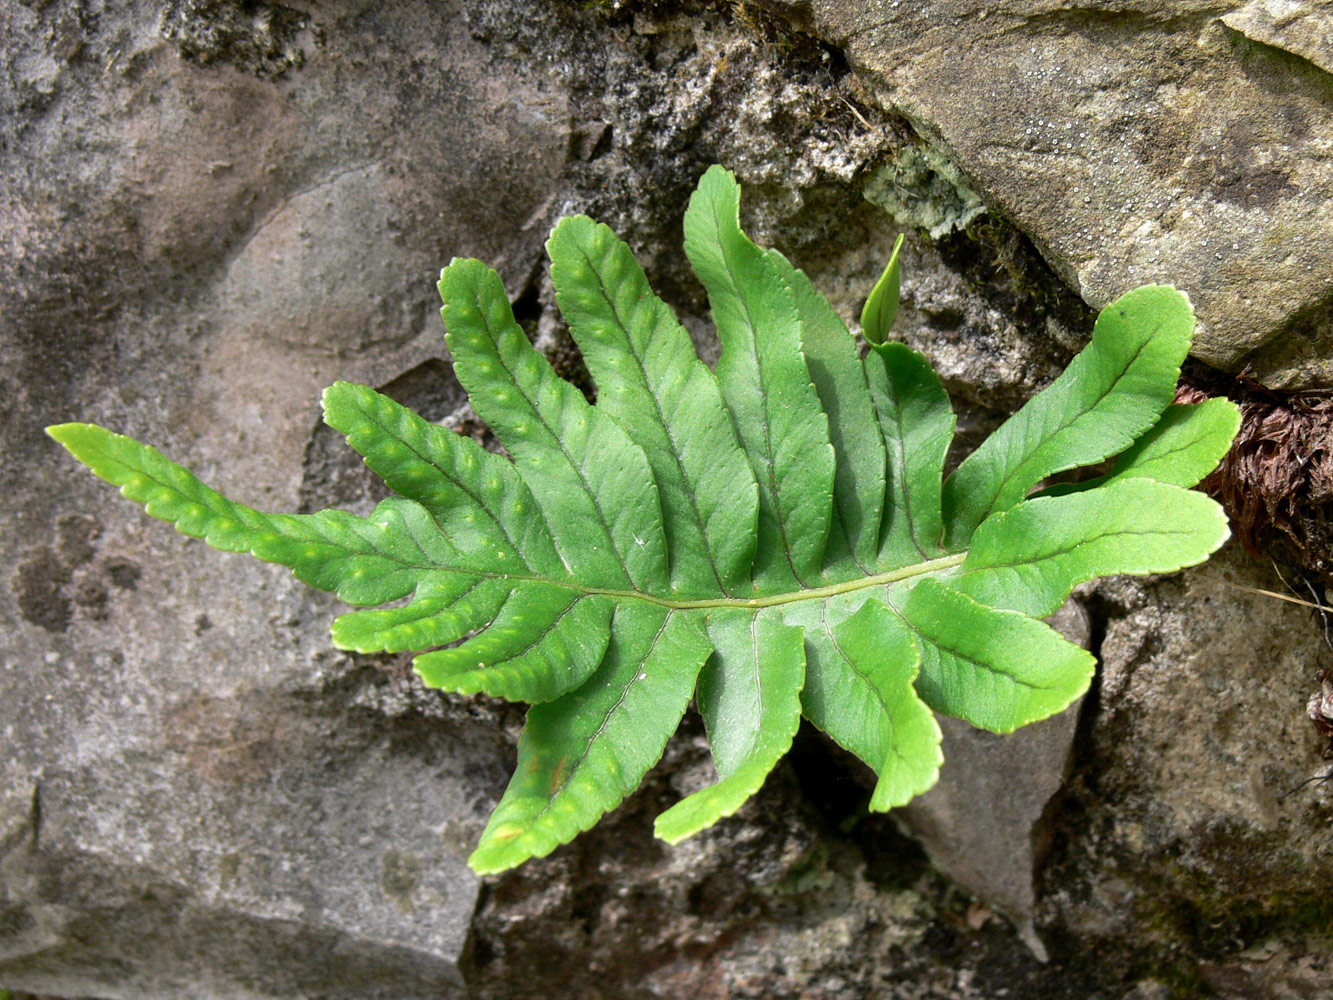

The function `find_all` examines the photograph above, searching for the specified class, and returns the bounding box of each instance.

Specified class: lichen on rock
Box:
[862,144,987,239]
[159,0,311,80]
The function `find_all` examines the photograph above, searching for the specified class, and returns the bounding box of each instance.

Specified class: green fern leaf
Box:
[859,232,905,348]
[654,608,805,844]
[940,284,1197,548]
[49,165,1237,873]
[683,167,837,591]
[1037,398,1242,498]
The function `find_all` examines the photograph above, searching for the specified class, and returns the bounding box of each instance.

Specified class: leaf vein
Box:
[883,370,932,560]
[528,609,678,828]
[890,603,1053,693]
[982,333,1155,523]
[576,241,731,595]
[708,197,808,586]
[484,319,644,590]
[970,525,1200,572]
[819,600,909,764]
[356,399,546,574]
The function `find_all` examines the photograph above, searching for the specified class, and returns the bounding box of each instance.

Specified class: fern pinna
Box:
[50,166,1237,873]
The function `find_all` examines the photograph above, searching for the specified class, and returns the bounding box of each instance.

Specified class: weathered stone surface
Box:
[1223,0,1333,76]
[896,599,1091,962]
[1,1,566,996]
[767,0,1333,388]
[1040,547,1333,994]
[466,721,1104,1000]
[0,2,926,995]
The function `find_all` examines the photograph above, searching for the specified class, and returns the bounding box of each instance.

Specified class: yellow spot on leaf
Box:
[548,757,569,794]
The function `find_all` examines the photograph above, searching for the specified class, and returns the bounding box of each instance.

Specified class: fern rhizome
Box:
[51,166,1239,873]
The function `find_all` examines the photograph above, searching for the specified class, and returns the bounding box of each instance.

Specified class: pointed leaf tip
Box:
[860,233,905,347]
[654,610,805,844]
[47,421,104,451]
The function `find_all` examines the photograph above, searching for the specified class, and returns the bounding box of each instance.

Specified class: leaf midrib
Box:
[397,552,968,610]
[707,196,810,587]
[573,240,733,596]
[972,331,1157,524]
[107,433,967,613]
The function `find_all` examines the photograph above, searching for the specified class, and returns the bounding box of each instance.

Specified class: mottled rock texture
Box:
[3,1,1331,998]
[2,1,569,996]
[1042,549,1333,997]
[767,0,1333,388]
[895,598,1091,963]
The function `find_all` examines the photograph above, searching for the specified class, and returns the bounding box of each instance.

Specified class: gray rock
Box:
[1,2,566,996]
[0,2,937,995]
[1223,0,1333,76]
[768,0,1333,388]
[465,722,1053,1000]
[1040,547,1333,993]
[464,549,1333,999]
[895,599,1091,962]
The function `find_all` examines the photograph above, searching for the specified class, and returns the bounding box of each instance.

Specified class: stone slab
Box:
[0,2,570,995]
[766,0,1333,387]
